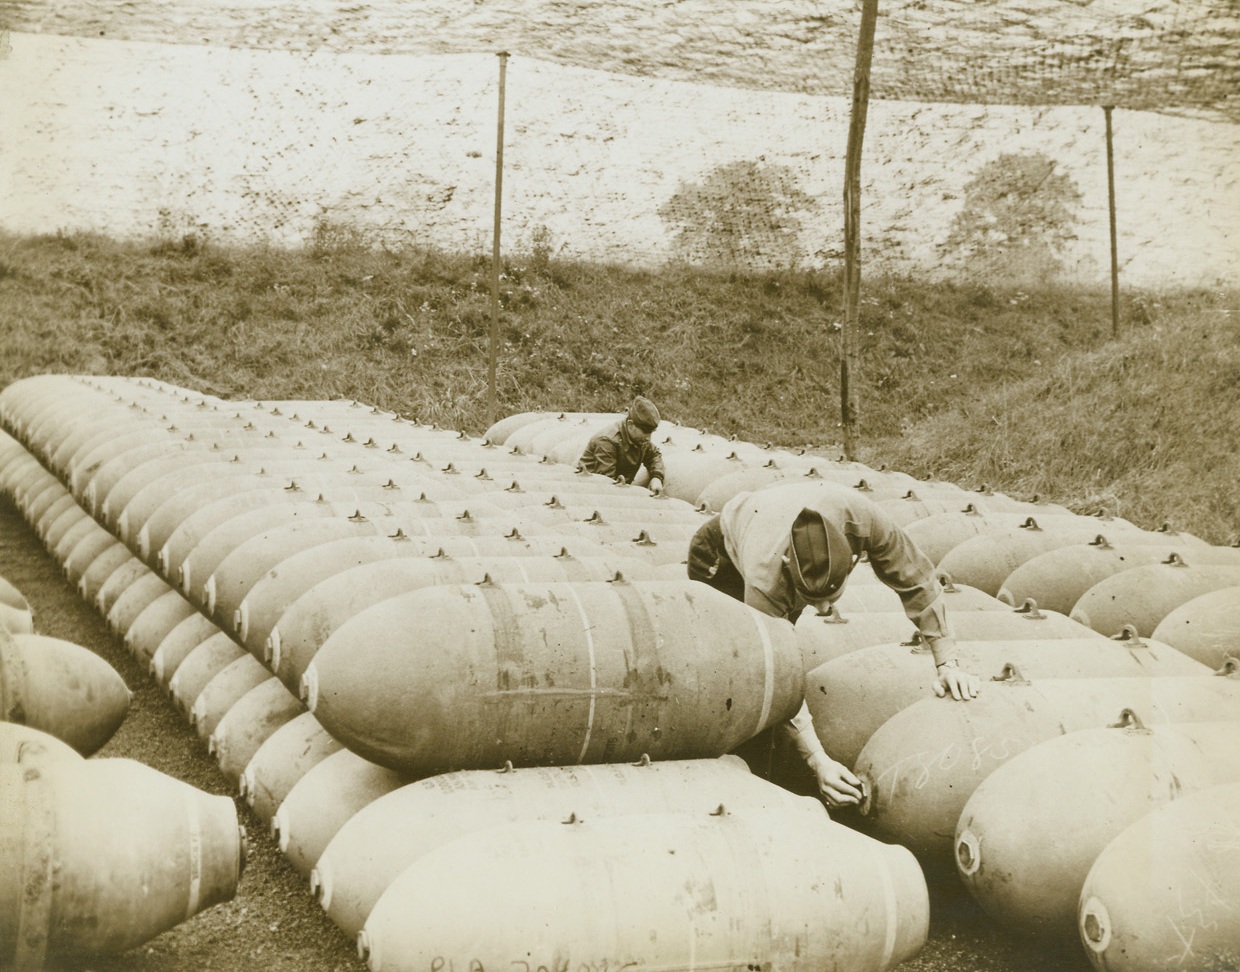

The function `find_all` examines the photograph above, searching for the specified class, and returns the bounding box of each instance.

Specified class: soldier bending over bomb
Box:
[687,481,981,808]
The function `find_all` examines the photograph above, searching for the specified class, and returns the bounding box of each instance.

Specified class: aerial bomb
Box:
[0,758,244,963]
[358,803,929,972]
[305,579,804,774]
[1,631,131,755]
[1078,782,1240,972]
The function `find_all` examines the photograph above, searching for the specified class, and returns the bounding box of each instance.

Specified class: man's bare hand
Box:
[809,753,864,808]
[934,664,980,701]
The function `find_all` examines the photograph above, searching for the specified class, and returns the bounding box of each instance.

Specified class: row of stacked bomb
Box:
[2,374,1238,970]
[0,565,245,969]
[0,374,939,972]
[490,412,1240,964]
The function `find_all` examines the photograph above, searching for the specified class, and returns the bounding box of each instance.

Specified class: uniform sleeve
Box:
[743,582,793,621]
[580,436,621,480]
[643,440,666,482]
[862,506,954,654]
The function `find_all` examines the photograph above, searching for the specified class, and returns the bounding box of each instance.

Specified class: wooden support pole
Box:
[1104,105,1120,339]
[488,52,509,426]
[841,0,879,461]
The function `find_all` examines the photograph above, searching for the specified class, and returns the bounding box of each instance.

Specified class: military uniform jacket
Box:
[577,420,666,484]
[718,481,951,643]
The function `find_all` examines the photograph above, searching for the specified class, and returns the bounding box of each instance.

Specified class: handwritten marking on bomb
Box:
[871,735,1025,802]
[428,958,641,972]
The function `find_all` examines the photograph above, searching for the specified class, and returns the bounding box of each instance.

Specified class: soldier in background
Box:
[577,396,666,495]
[687,480,981,808]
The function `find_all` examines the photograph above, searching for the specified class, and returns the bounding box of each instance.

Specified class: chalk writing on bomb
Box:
[870,735,1027,803]
[429,959,640,972]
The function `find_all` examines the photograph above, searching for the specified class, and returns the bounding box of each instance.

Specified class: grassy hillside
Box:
[2,228,1236,544]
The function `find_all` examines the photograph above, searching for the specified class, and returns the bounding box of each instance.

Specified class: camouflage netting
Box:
[3,0,1237,122]
[1,1,1237,286]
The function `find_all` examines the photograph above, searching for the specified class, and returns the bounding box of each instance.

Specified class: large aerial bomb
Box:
[266,552,657,696]
[75,540,139,606]
[93,443,328,527]
[236,534,617,654]
[313,755,789,937]
[1077,782,1240,972]
[475,477,661,511]
[20,479,71,530]
[807,629,1209,767]
[795,599,1099,671]
[240,711,344,824]
[121,463,431,551]
[203,510,606,630]
[483,410,621,446]
[0,758,244,965]
[173,504,531,604]
[92,553,153,620]
[996,535,1238,614]
[904,509,1151,565]
[78,432,294,513]
[1152,586,1240,668]
[875,491,988,528]
[937,528,1148,597]
[0,576,34,635]
[519,497,710,531]
[0,445,46,502]
[208,677,305,784]
[54,403,267,478]
[60,525,123,589]
[135,465,541,555]
[1070,555,1240,636]
[955,716,1240,941]
[190,653,271,739]
[48,515,102,578]
[658,449,756,505]
[150,481,403,572]
[39,504,92,559]
[105,570,177,638]
[121,588,200,667]
[0,631,131,755]
[829,569,1006,614]
[151,616,225,689]
[168,631,248,715]
[304,579,804,774]
[140,474,506,559]
[272,749,411,876]
[694,460,895,513]
[30,495,79,551]
[853,666,1240,866]
[0,722,83,766]
[358,802,929,972]
[502,413,622,456]
[545,518,701,566]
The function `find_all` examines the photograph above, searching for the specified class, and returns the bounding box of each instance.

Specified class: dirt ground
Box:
[0,493,1090,972]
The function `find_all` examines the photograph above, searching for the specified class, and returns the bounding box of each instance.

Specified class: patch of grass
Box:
[1,229,1235,543]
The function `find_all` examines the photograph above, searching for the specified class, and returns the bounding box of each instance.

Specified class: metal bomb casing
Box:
[807,630,1209,768]
[1078,782,1240,972]
[305,578,804,775]
[854,667,1240,867]
[0,631,131,756]
[0,758,244,965]
[955,717,1240,941]
[312,755,791,938]
[358,801,929,972]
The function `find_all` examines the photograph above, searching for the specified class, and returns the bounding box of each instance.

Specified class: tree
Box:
[659,160,816,271]
[941,152,1083,282]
